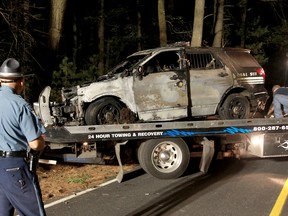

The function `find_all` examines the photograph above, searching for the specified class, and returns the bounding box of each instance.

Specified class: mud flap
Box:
[199,137,215,173]
[115,140,128,183]
[38,86,53,126]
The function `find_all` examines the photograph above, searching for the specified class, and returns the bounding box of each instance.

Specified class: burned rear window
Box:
[186,53,223,69]
[226,51,260,67]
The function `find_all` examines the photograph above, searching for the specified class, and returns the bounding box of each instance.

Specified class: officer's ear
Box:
[17,77,24,84]
[15,77,25,94]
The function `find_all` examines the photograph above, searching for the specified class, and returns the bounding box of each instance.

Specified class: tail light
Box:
[257,68,266,80]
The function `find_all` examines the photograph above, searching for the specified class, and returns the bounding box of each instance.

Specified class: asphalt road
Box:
[45,157,288,216]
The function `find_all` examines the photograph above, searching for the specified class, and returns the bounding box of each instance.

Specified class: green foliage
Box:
[243,17,270,65]
[50,56,97,101]
[267,24,288,50]
[84,54,99,78]
[52,57,76,88]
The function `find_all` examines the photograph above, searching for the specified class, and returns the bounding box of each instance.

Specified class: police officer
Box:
[0,58,46,216]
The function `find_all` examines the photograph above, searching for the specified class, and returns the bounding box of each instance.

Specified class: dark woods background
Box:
[0,0,287,103]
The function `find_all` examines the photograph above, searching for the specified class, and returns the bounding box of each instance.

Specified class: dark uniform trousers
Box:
[0,157,46,216]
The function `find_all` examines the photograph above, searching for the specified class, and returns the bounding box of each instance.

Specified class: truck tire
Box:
[219,93,250,119]
[137,138,190,179]
[85,97,122,125]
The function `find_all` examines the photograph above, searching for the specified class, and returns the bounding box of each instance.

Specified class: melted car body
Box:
[35,43,267,126]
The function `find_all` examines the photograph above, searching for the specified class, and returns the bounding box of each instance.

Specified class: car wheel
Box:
[137,138,190,179]
[219,93,250,119]
[85,97,123,125]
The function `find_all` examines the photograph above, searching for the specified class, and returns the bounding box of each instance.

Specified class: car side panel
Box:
[189,66,234,116]
[133,71,189,121]
[77,76,138,112]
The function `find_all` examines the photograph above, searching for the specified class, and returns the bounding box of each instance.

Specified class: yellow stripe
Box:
[270,178,288,216]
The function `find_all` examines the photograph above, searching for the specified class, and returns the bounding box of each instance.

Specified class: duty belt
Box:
[0,151,27,158]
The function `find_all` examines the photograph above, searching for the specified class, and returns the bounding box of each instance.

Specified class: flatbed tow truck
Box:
[36,87,288,182]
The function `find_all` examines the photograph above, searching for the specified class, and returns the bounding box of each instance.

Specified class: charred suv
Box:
[35,43,268,126]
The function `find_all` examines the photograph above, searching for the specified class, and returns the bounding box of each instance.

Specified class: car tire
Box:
[219,93,250,119]
[85,97,123,125]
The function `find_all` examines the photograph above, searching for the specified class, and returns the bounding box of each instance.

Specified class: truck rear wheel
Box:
[137,138,190,179]
[85,97,122,125]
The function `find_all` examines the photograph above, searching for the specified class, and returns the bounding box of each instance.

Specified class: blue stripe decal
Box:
[162,126,253,137]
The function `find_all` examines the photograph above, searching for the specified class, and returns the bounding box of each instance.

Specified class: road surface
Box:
[45,157,288,216]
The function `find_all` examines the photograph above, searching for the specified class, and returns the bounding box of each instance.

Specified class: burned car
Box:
[35,43,267,126]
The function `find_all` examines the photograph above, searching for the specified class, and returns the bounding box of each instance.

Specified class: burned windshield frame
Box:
[110,54,150,74]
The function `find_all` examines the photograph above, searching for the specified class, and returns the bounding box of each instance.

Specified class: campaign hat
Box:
[0,58,33,78]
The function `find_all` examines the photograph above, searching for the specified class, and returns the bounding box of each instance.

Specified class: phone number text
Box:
[253,125,288,131]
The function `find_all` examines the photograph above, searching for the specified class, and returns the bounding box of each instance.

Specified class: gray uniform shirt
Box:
[0,85,46,151]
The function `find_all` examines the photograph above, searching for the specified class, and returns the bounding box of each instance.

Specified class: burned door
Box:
[133,49,189,121]
[187,51,233,116]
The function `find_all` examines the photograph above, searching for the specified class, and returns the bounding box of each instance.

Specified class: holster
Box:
[27,150,40,172]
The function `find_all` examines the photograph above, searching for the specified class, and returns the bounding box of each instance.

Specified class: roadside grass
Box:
[67,174,92,184]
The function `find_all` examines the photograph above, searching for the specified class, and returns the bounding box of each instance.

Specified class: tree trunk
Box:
[72,9,78,70]
[49,0,67,51]
[212,0,224,47]
[98,0,105,76]
[23,0,29,54]
[240,0,248,48]
[22,0,30,99]
[158,0,167,47]
[137,0,142,51]
[37,0,67,100]
[191,0,205,47]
